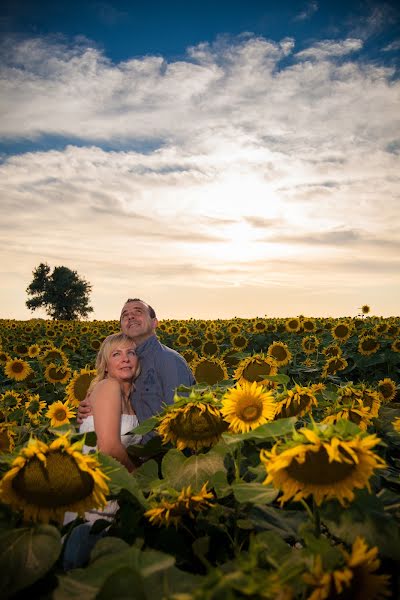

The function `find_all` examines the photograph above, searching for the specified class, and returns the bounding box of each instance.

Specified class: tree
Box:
[26,263,94,320]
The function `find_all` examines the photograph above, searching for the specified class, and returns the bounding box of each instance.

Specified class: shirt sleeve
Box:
[159,350,196,406]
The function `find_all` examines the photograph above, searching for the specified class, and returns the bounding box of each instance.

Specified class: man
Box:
[78,298,195,424]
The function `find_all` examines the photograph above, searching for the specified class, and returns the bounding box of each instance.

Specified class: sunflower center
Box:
[195,361,225,385]
[13,453,94,507]
[271,347,288,361]
[49,367,68,380]
[173,408,226,441]
[12,362,24,373]
[73,374,95,402]
[242,361,274,382]
[237,398,262,422]
[28,401,40,414]
[55,409,67,421]
[286,446,355,485]
[335,325,349,338]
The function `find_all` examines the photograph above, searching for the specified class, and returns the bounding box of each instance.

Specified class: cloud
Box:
[294,38,363,60]
[293,1,318,22]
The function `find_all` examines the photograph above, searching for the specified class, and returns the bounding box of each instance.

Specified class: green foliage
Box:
[26,262,93,320]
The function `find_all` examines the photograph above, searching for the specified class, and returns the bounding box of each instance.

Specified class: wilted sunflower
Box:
[331,321,353,343]
[234,354,278,387]
[0,434,109,523]
[285,318,301,333]
[65,367,97,407]
[191,357,228,385]
[377,378,397,403]
[391,338,400,353]
[145,482,214,528]
[4,357,32,382]
[274,384,318,419]
[301,335,320,355]
[303,536,391,600]
[267,341,292,367]
[25,394,47,423]
[157,391,227,451]
[44,363,71,385]
[358,336,380,356]
[0,423,17,453]
[321,356,348,378]
[46,400,76,427]
[260,425,386,506]
[221,381,276,433]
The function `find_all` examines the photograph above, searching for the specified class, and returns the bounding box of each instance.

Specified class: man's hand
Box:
[77,396,92,424]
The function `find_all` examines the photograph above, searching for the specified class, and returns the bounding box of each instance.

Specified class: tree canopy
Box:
[26,263,93,320]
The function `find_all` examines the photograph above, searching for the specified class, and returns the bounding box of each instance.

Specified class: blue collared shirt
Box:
[130,334,195,422]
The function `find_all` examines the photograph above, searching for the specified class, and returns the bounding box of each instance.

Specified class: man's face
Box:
[120,300,157,343]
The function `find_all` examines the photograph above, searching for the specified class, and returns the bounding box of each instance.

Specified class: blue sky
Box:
[0,1,399,320]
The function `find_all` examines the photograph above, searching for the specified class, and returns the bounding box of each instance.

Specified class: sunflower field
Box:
[0,314,400,599]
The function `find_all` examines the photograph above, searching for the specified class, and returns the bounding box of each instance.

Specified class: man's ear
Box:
[153,318,159,330]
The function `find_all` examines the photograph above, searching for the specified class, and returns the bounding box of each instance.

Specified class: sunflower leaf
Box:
[97,453,148,508]
[161,448,228,491]
[231,482,279,505]
[0,525,61,599]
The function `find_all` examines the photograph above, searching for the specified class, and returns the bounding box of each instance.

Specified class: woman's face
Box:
[106,343,138,382]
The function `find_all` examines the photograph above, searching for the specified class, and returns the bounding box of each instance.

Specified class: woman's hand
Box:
[77,394,92,424]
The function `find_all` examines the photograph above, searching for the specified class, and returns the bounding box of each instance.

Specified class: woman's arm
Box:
[91,379,136,472]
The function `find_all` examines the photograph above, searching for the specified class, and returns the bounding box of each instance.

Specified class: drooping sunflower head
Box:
[65,368,97,407]
[191,356,229,386]
[4,357,32,382]
[274,384,318,419]
[322,400,374,431]
[377,378,397,404]
[267,341,292,367]
[356,384,381,418]
[221,380,276,433]
[46,400,76,427]
[157,390,227,451]
[145,482,214,528]
[358,336,380,356]
[234,354,278,387]
[260,423,386,506]
[332,321,353,343]
[0,434,110,523]
[321,356,348,378]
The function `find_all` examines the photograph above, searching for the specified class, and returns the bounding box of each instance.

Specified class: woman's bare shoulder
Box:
[91,378,120,399]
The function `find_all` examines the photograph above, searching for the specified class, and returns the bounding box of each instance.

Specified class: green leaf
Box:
[55,546,175,600]
[231,482,278,505]
[0,525,62,599]
[95,566,146,600]
[130,416,159,435]
[89,537,130,563]
[247,505,307,541]
[162,449,228,490]
[97,453,148,507]
[221,417,296,446]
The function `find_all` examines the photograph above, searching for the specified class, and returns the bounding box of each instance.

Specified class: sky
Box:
[0,0,399,321]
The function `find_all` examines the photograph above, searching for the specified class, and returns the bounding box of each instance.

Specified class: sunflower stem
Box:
[299,498,314,522]
[312,498,321,538]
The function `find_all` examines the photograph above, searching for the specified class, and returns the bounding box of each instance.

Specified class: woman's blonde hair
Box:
[88,332,140,392]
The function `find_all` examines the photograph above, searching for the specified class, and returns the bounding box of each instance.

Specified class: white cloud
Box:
[0,34,399,319]
[294,1,318,22]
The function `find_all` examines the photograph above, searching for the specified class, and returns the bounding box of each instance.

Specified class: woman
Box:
[63,333,142,566]
[80,332,142,472]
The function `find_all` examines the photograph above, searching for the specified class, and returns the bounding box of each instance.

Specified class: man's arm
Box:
[160,352,195,406]
[77,393,93,424]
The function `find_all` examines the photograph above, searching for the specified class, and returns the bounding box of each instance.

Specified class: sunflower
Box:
[357,386,381,419]
[221,381,276,433]
[0,434,110,523]
[260,425,386,506]
[322,400,374,431]
[181,348,198,364]
[25,394,47,423]
[321,356,348,378]
[176,334,190,347]
[1,390,22,411]
[301,336,320,355]
[331,321,353,343]
[303,537,391,600]
[253,319,267,333]
[201,340,220,357]
[302,318,316,333]
[44,363,71,385]
[13,342,30,356]
[285,318,301,333]
[391,338,400,353]
[40,347,68,367]
[377,378,397,403]
[274,385,318,419]
[157,391,227,451]
[231,334,249,352]
[90,338,102,351]
[145,482,213,528]
[322,344,342,359]
[267,341,292,367]
[234,354,278,387]
[358,336,380,356]
[4,357,32,382]
[0,350,11,364]
[393,417,400,433]
[374,323,388,335]
[27,344,41,358]
[65,367,97,407]
[361,304,371,315]
[228,322,241,335]
[46,400,76,427]
[191,357,228,385]
[0,423,17,453]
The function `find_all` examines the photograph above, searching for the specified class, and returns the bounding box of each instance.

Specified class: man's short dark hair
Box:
[124,298,156,319]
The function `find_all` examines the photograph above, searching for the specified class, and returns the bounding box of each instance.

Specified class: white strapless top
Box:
[79,414,142,451]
